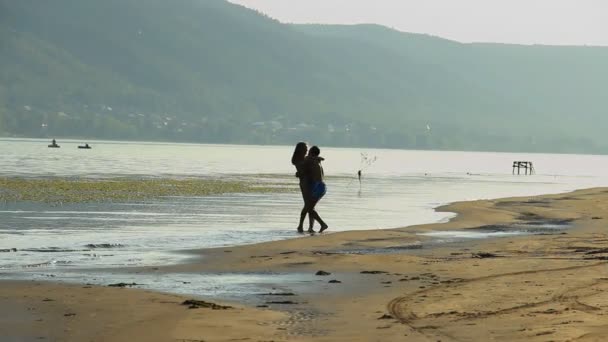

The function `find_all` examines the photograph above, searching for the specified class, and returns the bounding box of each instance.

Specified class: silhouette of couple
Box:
[291,142,328,234]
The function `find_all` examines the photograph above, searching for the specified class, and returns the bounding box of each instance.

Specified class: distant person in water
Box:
[292,142,312,233]
[303,146,328,233]
[358,169,362,185]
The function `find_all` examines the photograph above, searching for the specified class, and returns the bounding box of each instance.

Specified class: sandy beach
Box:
[4,187,608,341]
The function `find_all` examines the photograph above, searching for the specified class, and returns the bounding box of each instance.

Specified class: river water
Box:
[1,138,607,283]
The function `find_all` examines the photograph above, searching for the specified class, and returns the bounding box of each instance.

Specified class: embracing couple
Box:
[291,142,328,234]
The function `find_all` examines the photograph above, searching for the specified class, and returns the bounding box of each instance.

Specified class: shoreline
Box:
[4,136,608,157]
[161,186,582,273]
[4,187,608,341]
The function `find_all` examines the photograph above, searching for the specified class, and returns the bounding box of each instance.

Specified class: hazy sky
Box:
[228,0,608,46]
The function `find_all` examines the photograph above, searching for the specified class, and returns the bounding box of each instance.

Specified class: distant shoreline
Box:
[2,136,608,157]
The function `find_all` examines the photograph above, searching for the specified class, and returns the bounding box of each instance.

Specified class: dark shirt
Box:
[303,156,324,186]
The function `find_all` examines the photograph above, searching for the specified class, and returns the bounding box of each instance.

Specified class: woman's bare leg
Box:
[297,207,307,232]
[297,184,311,233]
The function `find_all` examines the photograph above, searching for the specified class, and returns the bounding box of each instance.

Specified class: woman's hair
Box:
[309,146,320,157]
[291,142,308,165]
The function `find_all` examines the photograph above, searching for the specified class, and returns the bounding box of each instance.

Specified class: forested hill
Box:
[1,0,607,153]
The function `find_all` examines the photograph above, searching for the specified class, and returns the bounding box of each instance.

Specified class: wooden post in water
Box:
[512,161,534,175]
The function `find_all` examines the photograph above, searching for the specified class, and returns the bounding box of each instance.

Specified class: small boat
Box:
[78,144,92,149]
[48,144,60,148]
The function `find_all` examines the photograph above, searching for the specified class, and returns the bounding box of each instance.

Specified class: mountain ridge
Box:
[1,0,606,153]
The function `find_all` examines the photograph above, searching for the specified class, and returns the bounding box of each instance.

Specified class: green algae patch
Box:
[0,177,295,204]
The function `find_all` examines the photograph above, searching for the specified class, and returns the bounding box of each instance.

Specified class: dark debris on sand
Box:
[182,299,232,310]
[472,252,500,259]
[585,256,608,260]
[107,282,140,288]
[315,270,331,276]
[378,314,394,320]
[260,292,296,296]
[360,270,388,274]
[582,248,608,255]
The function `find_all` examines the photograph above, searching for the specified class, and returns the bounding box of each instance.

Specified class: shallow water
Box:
[1,138,608,283]
[0,269,319,304]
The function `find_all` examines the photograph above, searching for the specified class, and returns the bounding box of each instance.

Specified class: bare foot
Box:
[320,225,329,233]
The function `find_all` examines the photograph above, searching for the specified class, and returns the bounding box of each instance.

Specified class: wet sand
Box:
[0,281,285,342]
[3,187,608,341]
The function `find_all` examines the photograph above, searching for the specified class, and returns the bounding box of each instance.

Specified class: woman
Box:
[302,146,328,233]
[291,142,312,233]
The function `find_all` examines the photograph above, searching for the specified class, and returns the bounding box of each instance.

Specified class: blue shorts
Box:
[311,181,326,200]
